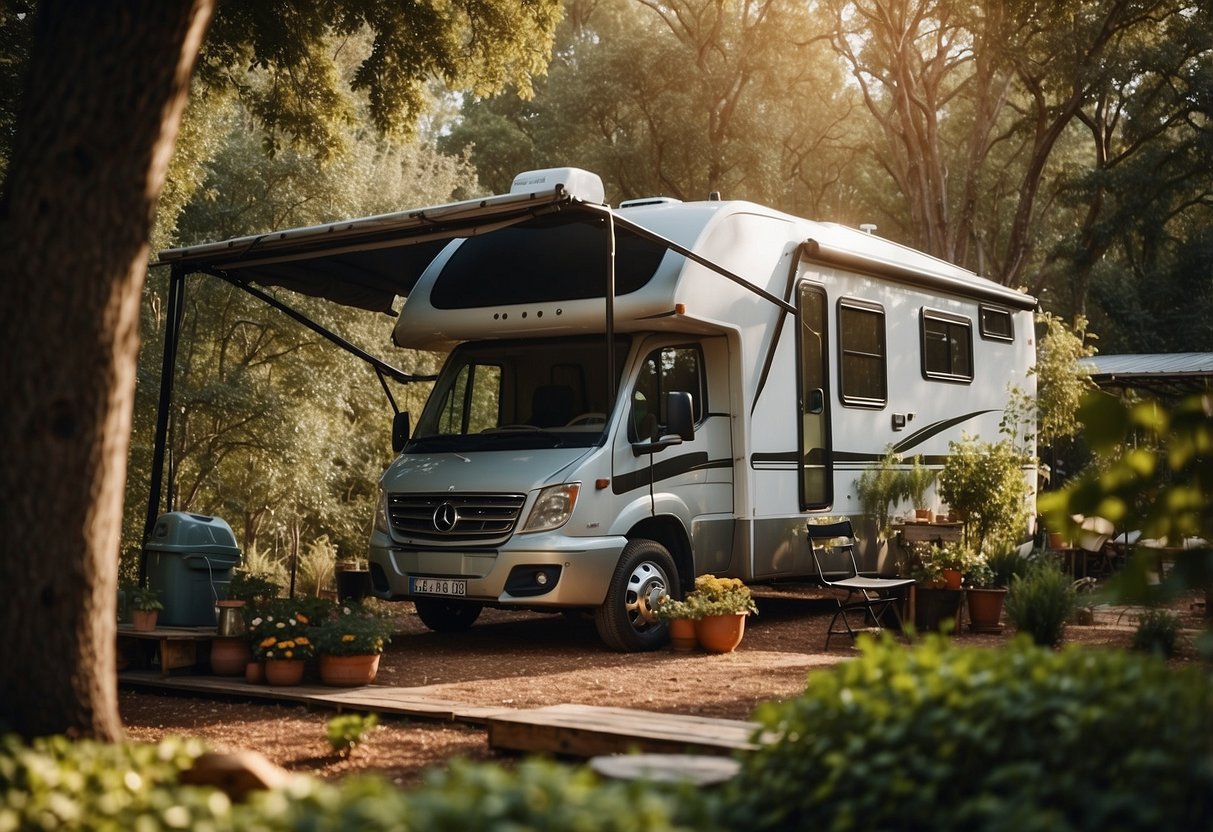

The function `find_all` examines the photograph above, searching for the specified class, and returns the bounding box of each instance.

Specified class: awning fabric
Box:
[156,186,592,313]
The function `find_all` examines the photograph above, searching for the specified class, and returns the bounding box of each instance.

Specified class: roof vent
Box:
[510,167,605,203]
[860,223,878,235]
[708,191,721,201]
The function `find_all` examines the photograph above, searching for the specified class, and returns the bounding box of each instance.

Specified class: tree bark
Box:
[0,0,212,740]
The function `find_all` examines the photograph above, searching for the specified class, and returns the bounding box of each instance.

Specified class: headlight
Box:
[374,488,391,533]
[521,483,581,533]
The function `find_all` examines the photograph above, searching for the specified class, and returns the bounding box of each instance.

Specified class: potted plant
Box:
[904,456,936,521]
[248,599,316,686]
[931,541,973,590]
[213,569,282,677]
[684,574,758,653]
[128,586,164,631]
[937,436,1032,553]
[963,552,1005,633]
[654,596,703,652]
[313,603,394,686]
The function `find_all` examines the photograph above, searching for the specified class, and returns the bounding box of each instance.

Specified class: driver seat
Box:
[528,385,575,428]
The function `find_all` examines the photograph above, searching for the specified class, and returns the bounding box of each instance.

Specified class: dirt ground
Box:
[118,587,1207,788]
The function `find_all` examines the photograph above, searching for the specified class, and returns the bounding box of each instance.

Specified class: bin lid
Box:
[145,512,241,558]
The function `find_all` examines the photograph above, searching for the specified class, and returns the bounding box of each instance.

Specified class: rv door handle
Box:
[807,388,825,414]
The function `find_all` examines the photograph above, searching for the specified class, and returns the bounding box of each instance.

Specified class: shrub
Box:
[937,436,1031,553]
[1133,607,1181,658]
[726,635,1213,831]
[1005,559,1077,646]
[326,713,379,757]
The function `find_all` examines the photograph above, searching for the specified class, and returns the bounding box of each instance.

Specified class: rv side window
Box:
[629,345,705,442]
[837,300,887,408]
[921,309,974,382]
[979,305,1015,342]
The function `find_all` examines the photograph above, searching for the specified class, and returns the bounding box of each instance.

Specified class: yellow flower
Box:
[259,636,277,648]
[341,634,355,643]
[284,649,294,658]
[279,640,296,649]
[295,636,310,646]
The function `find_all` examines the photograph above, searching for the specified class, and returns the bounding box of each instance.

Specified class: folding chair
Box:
[808,520,915,649]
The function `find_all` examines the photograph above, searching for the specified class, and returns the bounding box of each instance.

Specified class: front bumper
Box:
[368,528,625,607]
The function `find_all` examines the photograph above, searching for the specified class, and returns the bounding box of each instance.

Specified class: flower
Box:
[657,574,758,620]
[248,600,316,660]
[313,604,394,656]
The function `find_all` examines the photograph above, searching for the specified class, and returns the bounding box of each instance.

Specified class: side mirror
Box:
[665,391,695,442]
[391,411,411,453]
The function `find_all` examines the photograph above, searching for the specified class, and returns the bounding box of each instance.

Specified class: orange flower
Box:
[341,634,356,643]
[296,614,310,624]
[259,636,277,648]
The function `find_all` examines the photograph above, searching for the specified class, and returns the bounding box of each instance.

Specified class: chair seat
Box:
[829,576,915,593]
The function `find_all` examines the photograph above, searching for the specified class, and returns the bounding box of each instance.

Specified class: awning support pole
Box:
[142,265,187,582]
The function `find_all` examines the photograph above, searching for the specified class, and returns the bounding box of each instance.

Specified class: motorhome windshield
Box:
[430,215,668,309]
[408,336,631,452]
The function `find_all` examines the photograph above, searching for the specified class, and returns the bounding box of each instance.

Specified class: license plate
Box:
[409,577,467,597]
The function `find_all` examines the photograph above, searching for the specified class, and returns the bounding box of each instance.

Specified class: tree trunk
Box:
[0,0,212,740]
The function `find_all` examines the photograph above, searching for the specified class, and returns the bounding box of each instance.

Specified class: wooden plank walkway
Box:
[120,673,769,759]
[486,704,767,757]
[119,672,512,723]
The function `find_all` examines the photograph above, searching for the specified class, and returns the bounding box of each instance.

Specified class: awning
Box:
[156,185,596,313]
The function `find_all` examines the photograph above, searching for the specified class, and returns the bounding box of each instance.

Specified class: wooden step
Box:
[486,703,770,758]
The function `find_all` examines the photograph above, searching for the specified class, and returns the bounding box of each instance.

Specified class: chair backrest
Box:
[529,384,575,428]
[807,520,861,582]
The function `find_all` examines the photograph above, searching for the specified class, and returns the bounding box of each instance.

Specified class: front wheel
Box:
[414,598,483,632]
[594,539,678,652]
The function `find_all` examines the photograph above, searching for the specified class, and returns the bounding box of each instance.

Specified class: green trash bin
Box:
[145,512,242,627]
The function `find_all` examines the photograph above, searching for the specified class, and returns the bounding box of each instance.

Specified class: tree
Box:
[444,0,860,217]
[0,0,559,740]
[824,0,1213,303]
[0,0,214,742]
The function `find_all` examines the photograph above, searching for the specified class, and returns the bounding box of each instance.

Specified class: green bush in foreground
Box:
[6,636,1213,831]
[726,635,1213,831]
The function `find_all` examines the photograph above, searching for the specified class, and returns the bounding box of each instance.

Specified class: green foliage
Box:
[1005,561,1078,647]
[313,603,393,656]
[985,546,1029,588]
[1040,392,1213,644]
[225,569,281,605]
[1032,313,1098,447]
[126,586,164,612]
[937,436,1031,553]
[297,535,338,597]
[903,455,935,508]
[854,447,909,538]
[680,575,758,618]
[1133,608,1181,659]
[326,712,379,757]
[0,734,224,830]
[727,635,1213,831]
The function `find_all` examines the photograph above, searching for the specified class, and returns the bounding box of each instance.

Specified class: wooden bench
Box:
[117,625,215,675]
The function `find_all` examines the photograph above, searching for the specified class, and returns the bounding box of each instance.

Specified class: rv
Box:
[159,167,1036,651]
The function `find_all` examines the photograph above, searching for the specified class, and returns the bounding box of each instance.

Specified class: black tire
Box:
[594,539,677,652]
[414,598,483,632]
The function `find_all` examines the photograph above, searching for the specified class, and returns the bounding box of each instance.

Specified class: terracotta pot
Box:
[211,636,252,676]
[1047,532,1069,549]
[667,618,697,652]
[914,508,933,521]
[245,661,265,684]
[695,613,746,654]
[967,587,1008,633]
[319,653,381,686]
[264,658,306,686]
[941,568,963,590]
[131,609,159,632]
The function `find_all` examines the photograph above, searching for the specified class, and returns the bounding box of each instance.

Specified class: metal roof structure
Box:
[1080,353,1213,397]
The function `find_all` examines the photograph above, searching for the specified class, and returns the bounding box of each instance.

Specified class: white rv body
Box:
[366,169,1037,649]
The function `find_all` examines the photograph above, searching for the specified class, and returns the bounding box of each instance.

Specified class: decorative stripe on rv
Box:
[612,453,733,495]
